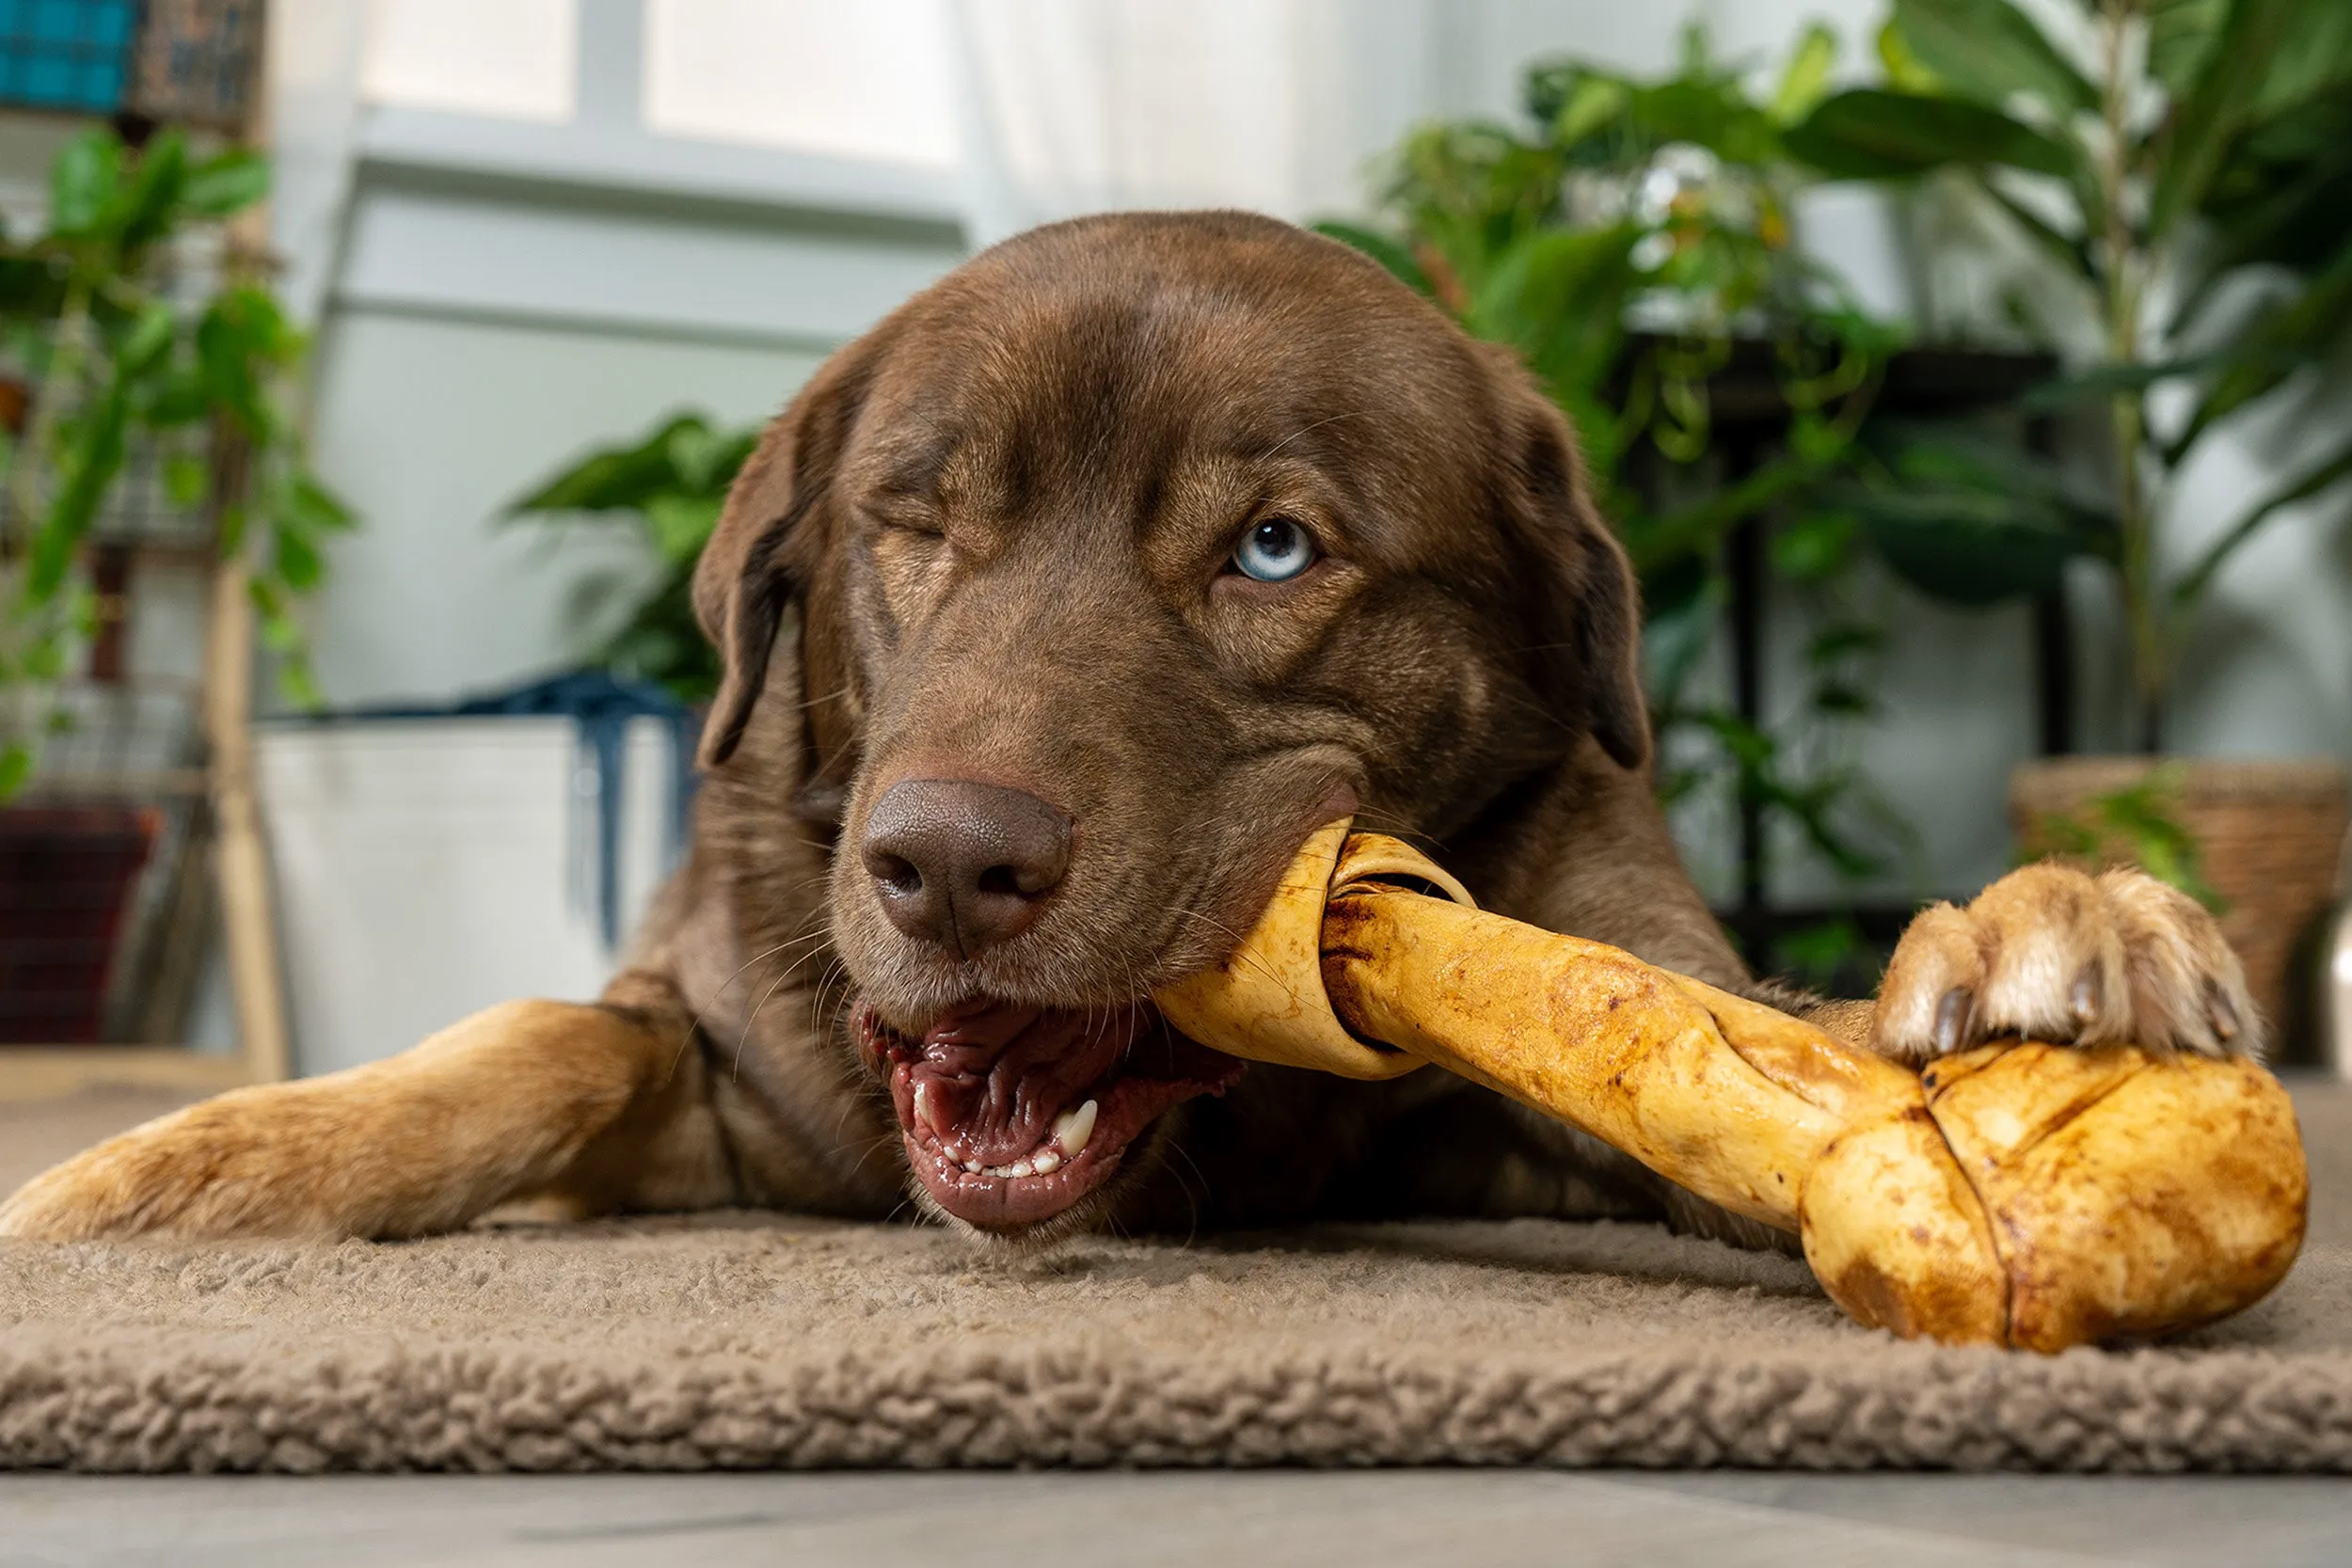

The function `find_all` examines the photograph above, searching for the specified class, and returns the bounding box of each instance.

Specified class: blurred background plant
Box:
[1317,23,1922,985]
[2022,762,2224,910]
[504,410,754,706]
[1784,0,2352,752]
[0,125,352,798]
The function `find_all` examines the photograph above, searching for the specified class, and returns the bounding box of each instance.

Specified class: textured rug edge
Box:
[7,1335,2350,1474]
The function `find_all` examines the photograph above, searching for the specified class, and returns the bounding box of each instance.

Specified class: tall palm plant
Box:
[1788,0,2352,749]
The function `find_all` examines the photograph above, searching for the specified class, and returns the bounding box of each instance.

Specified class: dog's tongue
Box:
[901,1003,1138,1164]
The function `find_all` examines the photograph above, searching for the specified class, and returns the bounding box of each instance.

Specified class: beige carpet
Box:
[3,1085,2351,1473]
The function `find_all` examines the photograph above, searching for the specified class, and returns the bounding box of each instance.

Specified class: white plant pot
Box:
[257,717,682,1077]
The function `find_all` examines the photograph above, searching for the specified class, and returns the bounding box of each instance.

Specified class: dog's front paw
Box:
[0,1086,349,1242]
[1869,862,2258,1065]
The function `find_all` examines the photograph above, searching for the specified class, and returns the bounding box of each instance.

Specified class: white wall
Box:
[306,309,826,705]
[300,156,963,705]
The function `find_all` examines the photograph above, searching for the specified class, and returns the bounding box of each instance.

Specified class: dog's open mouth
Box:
[855,999,1245,1232]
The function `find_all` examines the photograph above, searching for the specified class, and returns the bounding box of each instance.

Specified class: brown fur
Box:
[0,214,2258,1247]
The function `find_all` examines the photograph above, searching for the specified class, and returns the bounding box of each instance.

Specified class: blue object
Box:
[350,670,702,950]
[0,0,137,114]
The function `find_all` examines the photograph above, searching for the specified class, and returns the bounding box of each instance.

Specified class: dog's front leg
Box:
[0,976,725,1243]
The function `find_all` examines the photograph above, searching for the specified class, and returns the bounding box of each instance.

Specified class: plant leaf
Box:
[2169,432,2352,611]
[274,525,322,593]
[1888,0,2097,115]
[1786,89,2077,181]
[644,492,724,565]
[1841,424,2109,605]
[2148,0,2229,99]
[1770,23,1838,127]
[116,129,188,253]
[2170,240,2352,452]
[2150,0,2306,239]
[182,148,269,218]
[506,413,736,514]
[49,130,120,238]
[1465,225,1636,394]
[27,381,132,601]
[163,452,208,509]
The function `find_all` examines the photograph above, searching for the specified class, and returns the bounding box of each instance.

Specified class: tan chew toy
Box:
[1155,824,2308,1352]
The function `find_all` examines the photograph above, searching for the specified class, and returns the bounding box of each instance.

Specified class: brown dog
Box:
[0,213,2258,1249]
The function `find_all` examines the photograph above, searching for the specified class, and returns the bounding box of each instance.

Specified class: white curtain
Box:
[951,0,1404,248]
[264,0,372,327]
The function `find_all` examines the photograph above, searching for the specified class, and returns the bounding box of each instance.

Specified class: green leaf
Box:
[664,421,753,495]
[506,414,736,515]
[163,453,208,509]
[1876,17,1942,94]
[2188,94,2352,288]
[49,129,121,238]
[1785,89,2076,181]
[286,472,358,534]
[1770,23,1838,126]
[2169,431,2352,611]
[2246,0,2352,122]
[276,657,325,710]
[0,741,29,802]
[182,148,269,218]
[274,526,322,592]
[644,492,723,565]
[2171,241,2352,452]
[2150,0,2306,239]
[1888,0,2097,115]
[2148,0,2229,99]
[117,301,175,374]
[258,607,304,654]
[1556,73,1633,144]
[26,380,132,601]
[1464,225,1637,395]
[1310,220,1435,298]
[1772,509,1858,580]
[1843,424,2108,606]
[116,129,188,252]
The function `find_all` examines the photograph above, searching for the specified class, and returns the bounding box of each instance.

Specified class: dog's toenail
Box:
[1933,989,1973,1054]
[2208,987,2241,1041]
[2070,967,2100,1028]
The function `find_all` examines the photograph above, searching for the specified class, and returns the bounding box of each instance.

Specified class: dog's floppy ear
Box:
[1503,384,1650,771]
[691,335,884,769]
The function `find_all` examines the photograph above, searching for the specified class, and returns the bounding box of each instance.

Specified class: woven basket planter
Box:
[2011,757,2348,1053]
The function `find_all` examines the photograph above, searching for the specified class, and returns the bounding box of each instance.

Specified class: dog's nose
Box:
[860,779,1072,956]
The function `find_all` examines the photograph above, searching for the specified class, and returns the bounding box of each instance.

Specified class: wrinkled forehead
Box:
[841,251,1496,526]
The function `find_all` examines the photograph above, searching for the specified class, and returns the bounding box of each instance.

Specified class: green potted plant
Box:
[0,126,354,1042]
[1317,24,2053,988]
[1785,0,2352,1034]
[503,410,755,708]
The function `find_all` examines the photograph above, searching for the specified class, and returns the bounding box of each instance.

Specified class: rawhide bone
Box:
[1156,823,2307,1352]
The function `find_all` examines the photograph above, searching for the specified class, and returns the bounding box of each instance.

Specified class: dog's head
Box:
[694,212,1645,1238]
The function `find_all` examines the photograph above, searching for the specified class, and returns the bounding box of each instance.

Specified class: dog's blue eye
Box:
[1232,517,1316,582]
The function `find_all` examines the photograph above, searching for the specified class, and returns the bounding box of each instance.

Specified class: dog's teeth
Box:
[1053,1099,1098,1159]
[961,1159,982,1175]
[913,1080,950,1137]
[1030,1149,1061,1175]
[1008,1158,1035,1179]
